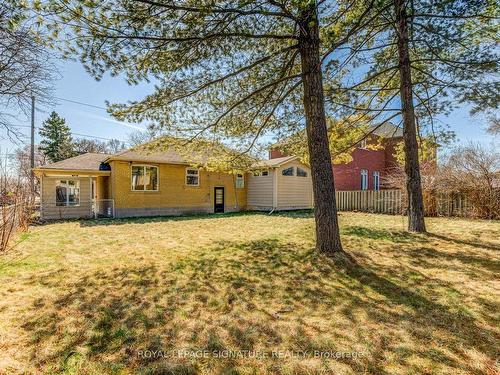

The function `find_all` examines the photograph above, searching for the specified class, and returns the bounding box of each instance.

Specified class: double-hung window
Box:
[56,180,80,206]
[373,171,380,191]
[360,169,368,190]
[186,168,199,186]
[131,165,158,191]
[235,173,244,188]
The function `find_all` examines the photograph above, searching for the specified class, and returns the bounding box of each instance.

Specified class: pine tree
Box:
[39,111,75,162]
[327,0,498,232]
[35,0,390,255]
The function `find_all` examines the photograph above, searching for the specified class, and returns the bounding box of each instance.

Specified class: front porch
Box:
[36,170,113,220]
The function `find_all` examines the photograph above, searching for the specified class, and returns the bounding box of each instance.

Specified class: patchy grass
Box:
[0,211,498,374]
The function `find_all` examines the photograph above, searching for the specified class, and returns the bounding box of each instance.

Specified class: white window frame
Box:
[185,167,200,187]
[359,139,367,149]
[235,173,244,188]
[373,171,380,191]
[131,164,159,191]
[361,169,368,190]
[56,179,80,206]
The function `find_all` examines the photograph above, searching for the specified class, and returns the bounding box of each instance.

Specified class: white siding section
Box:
[247,171,274,210]
[276,161,313,210]
[41,176,93,220]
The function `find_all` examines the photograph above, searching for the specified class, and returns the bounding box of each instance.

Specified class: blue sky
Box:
[0,59,497,158]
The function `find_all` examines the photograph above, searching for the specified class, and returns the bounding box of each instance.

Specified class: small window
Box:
[297,167,308,177]
[56,180,80,206]
[236,173,244,188]
[186,168,199,186]
[132,165,158,191]
[373,171,380,191]
[361,169,368,190]
[359,139,367,149]
[253,170,269,177]
[282,166,294,176]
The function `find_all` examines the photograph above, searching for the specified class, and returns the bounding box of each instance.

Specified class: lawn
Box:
[0,211,498,375]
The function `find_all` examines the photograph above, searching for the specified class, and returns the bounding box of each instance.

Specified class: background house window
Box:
[132,165,158,191]
[235,173,244,188]
[253,170,269,177]
[359,139,367,149]
[373,171,380,191]
[56,180,80,206]
[282,166,294,176]
[296,167,308,177]
[361,169,368,190]
[186,168,199,186]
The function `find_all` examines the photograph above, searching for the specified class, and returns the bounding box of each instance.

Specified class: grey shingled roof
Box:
[104,149,189,164]
[38,153,112,171]
[372,122,403,138]
[253,155,299,168]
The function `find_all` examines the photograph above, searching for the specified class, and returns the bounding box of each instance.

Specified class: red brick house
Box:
[269,123,403,191]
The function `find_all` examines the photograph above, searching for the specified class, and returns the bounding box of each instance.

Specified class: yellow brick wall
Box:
[109,161,247,213]
[96,176,110,200]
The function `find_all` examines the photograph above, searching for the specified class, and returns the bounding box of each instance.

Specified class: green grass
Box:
[0,211,498,374]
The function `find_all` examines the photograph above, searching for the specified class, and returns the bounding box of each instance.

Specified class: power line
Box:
[54,96,108,110]
[9,124,128,143]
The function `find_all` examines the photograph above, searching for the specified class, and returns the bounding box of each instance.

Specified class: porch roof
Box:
[35,153,112,172]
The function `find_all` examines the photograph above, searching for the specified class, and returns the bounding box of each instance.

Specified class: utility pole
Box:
[30,95,35,193]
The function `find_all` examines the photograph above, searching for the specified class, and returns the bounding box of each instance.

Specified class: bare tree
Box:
[13,144,47,183]
[72,138,108,154]
[107,139,126,153]
[486,115,500,136]
[0,152,35,252]
[127,125,160,147]
[73,138,126,154]
[0,2,55,141]
[436,143,500,219]
[387,142,500,219]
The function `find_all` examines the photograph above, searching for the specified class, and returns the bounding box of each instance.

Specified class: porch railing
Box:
[92,199,115,218]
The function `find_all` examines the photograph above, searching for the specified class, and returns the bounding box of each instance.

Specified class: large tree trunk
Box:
[298,9,343,254]
[394,0,426,232]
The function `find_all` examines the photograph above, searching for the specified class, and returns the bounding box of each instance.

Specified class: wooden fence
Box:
[336,190,403,214]
[434,192,470,217]
[335,190,482,217]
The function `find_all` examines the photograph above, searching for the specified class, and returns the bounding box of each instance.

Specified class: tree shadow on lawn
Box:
[19,239,498,374]
[345,226,499,276]
[343,226,426,243]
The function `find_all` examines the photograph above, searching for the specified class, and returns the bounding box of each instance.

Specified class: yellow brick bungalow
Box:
[33,148,313,220]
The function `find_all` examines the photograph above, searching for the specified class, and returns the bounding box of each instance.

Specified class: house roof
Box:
[104,149,189,165]
[254,155,299,168]
[37,153,112,171]
[372,122,403,138]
